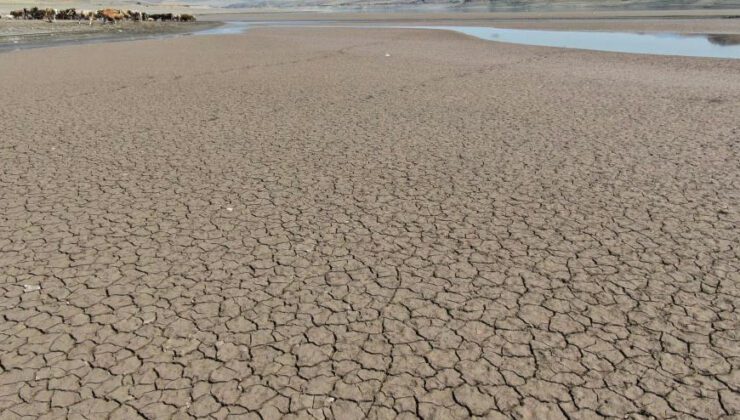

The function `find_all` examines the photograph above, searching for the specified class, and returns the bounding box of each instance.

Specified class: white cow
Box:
[78,10,95,25]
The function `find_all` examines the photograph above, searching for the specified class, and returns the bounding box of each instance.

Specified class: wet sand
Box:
[0,20,217,51]
[199,9,740,33]
[2,8,739,52]
[1,19,739,419]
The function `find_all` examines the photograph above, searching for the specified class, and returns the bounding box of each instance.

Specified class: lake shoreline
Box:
[2,7,739,52]
[0,20,220,52]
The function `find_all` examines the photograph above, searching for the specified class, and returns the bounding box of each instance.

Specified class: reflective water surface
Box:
[417,26,740,59]
[196,21,253,36]
[197,21,740,59]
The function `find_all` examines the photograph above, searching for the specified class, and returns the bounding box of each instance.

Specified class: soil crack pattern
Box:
[0,27,739,419]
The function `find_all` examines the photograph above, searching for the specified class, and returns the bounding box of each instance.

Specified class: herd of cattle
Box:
[2,8,196,24]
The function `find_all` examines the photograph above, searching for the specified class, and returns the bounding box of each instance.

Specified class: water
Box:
[415,26,740,59]
[4,20,736,59]
[196,21,252,36]
[196,21,740,60]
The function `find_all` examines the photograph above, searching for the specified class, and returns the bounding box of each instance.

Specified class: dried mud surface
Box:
[0,25,739,419]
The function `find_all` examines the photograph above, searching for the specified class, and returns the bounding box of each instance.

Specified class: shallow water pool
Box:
[415,26,740,59]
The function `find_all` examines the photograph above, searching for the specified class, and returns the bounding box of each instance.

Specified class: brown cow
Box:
[98,8,124,23]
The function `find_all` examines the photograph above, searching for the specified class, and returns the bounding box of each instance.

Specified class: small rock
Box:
[23,284,41,292]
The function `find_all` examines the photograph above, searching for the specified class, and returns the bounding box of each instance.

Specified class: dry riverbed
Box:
[0,14,739,420]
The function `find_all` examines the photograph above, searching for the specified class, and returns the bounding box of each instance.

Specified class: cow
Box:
[22,7,53,20]
[56,8,76,20]
[127,10,144,21]
[78,10,95,25]
[44,8,56,22]
[180,14,196,22]
[19,7,55,21]
[149,13,174,22]
[98,8,125,24]
[26,7,43,20]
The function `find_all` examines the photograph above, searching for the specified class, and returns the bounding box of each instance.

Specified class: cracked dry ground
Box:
[0,27,739,419]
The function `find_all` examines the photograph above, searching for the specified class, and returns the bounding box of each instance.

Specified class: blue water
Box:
[196,21,740,60]
[196,21,253,35]
[415,26,740,59]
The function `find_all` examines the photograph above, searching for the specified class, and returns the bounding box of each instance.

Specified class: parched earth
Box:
[0,26,738,419]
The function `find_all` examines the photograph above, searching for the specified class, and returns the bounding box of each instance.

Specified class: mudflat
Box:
[0,21,739,419]
[197,9,740,34]
[0,20,216,51]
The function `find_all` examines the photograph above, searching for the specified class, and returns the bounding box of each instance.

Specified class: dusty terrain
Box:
[0,20,739,419]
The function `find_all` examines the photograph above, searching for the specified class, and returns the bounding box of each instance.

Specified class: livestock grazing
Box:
[5,7,195,23]
[8,7,55,20]
[78,10,95,25]
[44,8,56,22]
[26,8,45,20]
[148,13,178,22]
[127,10,143,21]
[98,9,125,23]
[55,8,77,20]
